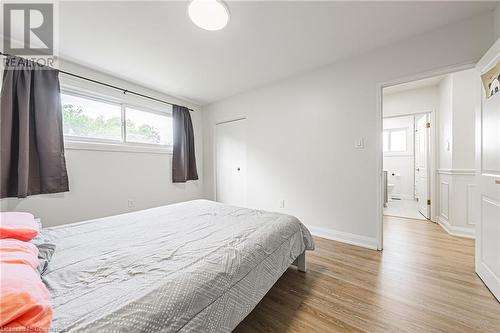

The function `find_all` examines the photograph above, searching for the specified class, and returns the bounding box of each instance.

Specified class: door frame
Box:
[213,117,247,203]
[376,62,476,250]
[383,111,434,220]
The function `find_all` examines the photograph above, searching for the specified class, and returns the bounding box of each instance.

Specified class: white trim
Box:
[437,169,477,175]
[476,262,500,302]
[64,140,172,154]
[438,216,475,239]
[476,37,500,73]
[376,83,384,250]
[308,225,378,250]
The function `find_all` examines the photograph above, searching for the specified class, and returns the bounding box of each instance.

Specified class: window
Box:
[125,107,173,146]
[61,93,122,141]
[383,128,408,153]
[389,130,406,152]
[61,91,173,152]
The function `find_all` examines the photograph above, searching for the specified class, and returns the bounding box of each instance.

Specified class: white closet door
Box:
[215,119,247,207]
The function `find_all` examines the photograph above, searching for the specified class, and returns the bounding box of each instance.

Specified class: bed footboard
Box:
[292,251,307,272]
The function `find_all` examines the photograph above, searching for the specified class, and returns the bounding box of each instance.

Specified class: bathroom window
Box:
[383,128,408,153]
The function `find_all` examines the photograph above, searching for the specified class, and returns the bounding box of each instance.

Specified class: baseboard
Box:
[307,225,378,250]
[438,216,475,239]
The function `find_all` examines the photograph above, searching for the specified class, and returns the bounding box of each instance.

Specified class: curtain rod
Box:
[0,52,195,112]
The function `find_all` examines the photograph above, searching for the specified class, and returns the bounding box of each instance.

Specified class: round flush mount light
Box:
[188,0,229,31]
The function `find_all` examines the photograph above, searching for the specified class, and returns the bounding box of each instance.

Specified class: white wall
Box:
[451,70,478,170]
[437,69,481,238]
[438,76,453,170]
[383,116,415,200]
[202,13,494,249]
[0,60,204,227]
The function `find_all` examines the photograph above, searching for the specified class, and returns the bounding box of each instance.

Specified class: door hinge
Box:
[427,199,431,205]
[426,122,431,128]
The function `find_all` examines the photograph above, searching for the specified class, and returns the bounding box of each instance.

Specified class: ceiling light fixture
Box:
[188,0,229,31]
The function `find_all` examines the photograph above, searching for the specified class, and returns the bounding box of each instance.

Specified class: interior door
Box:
[476,42,500,301]
[215,119,247,207]
[415,114,430,219]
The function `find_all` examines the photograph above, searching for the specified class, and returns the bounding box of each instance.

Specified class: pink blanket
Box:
[0,237,52,331]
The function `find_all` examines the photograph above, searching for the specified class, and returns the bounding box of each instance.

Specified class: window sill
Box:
[64,140,172,154]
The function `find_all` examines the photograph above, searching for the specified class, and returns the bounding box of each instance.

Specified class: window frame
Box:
[61,87,173,154]
[383,127,411,156]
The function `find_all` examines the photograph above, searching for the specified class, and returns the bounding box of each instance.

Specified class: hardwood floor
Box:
[235,216,500,333]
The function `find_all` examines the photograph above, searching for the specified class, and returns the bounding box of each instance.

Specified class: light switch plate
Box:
[355,138,365,149]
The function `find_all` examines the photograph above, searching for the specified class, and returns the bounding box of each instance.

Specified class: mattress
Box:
[42,200,314,332]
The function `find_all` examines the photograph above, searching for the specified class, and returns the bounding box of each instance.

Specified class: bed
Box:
[41,199,314,332]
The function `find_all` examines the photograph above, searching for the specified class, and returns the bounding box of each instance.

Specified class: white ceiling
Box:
[56,1,496,105]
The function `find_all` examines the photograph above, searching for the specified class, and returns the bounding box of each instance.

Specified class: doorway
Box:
[383,112,432,221]
[379,67,481,251]
[215,118,247,207]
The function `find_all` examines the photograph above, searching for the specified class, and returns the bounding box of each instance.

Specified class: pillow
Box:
[0,239,52,331]
[0,212,38,241]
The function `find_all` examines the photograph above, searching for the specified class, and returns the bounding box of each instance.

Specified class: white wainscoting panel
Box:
[440,181,450,220]
[466,184,478,226]
[436,172,477,238]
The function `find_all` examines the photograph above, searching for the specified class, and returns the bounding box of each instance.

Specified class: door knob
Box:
[496,179,500,185]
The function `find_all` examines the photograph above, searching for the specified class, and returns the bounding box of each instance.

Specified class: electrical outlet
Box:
[128,199,135,208]
[279,200,285,209]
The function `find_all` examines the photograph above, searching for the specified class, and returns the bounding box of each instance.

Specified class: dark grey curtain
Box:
[1,57,69,198]
[172,105,198,183]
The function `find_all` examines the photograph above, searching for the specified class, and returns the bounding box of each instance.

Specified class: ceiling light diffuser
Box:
[188,0,229,31]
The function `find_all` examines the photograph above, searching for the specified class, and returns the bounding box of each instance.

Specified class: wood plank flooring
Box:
[235,216,500,333]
